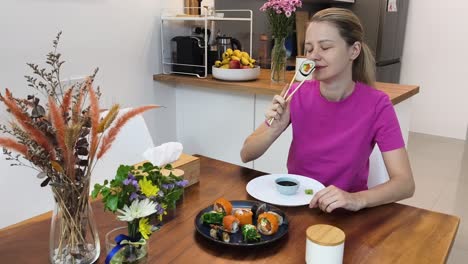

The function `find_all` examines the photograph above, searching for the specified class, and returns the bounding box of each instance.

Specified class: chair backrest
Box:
[0,108,154,228]
[367,145,390,188]
[91,108,155,189]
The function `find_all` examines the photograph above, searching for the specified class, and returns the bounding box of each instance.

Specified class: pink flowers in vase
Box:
[260,0,302,18]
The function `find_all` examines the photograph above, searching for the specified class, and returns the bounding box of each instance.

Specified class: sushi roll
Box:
[299,59,315,76]
[213,198,233,215]
[222,215,240,233]
[267,211,284,226]
[257,212,279,235]
[241,224,261,242]
[209,227,230,242]
[233,209,253,226]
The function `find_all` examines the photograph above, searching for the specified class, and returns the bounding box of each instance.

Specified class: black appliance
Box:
[171,36,216,75]
[350,0,409,83]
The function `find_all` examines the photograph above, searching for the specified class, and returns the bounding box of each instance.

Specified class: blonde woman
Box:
[240,8,414,213]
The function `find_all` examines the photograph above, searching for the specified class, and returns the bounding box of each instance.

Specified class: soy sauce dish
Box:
[275,177,300,195]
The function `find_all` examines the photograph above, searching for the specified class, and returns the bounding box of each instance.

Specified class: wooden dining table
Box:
[0,155,460,263]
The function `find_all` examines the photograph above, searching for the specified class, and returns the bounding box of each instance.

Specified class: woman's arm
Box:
[240,94,291,163]
[358,147,415,207]
[309,147,415,212]
[240,122,283,163]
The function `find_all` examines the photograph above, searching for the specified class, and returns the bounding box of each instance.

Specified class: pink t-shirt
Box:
[287,80,404,192]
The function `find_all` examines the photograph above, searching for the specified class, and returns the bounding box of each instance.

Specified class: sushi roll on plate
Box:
[213,197,233,215]
[210,226,230,243]
[233,208,253,226]
[257,212,279,235]
[223,215,240,233]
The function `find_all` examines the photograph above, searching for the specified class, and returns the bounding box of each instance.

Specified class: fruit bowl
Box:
[212,66,261,81]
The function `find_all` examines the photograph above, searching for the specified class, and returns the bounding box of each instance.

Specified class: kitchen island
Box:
[154,69,419,186]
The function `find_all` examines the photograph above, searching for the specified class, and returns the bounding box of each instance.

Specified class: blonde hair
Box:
[311,8,376,86]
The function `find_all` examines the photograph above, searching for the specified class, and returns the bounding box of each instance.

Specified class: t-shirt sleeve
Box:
[373,95,405,152]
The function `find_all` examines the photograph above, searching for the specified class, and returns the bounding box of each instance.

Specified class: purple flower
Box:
[176,180,189,188]
[162,184,170,190]
[155,203,165,215]
[158,190,164,197]
[129,192,139,201]
[123,173,140,190]
[285,11,291,17]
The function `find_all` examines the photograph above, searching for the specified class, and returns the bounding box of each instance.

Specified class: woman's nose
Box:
[307,50,320,61]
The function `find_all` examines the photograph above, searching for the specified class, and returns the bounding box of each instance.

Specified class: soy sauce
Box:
[277,181,297,186]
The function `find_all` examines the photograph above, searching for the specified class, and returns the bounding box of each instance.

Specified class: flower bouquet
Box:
[92,143,188,264]
[260,0,303,82]
[0,32,158,263]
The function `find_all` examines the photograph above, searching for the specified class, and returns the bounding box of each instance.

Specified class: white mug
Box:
[296,56,313,82]
[305,224,345,264]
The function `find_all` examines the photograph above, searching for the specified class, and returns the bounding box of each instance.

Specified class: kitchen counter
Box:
[153,69,419,105]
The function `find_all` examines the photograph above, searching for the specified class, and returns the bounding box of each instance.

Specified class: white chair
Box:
[0,108,154,228]
[91,108,155,190]
[368,145,390,188]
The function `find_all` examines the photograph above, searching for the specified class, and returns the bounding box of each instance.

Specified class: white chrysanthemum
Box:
[117,199,157,222]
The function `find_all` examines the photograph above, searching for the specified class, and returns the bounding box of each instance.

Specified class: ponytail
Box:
[353,42,375,86]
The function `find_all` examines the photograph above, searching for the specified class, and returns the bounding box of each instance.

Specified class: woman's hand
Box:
[309,185,366,213]
[265,85,291,131]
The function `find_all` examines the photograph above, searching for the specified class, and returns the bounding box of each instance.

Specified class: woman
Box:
[240,8,414,213]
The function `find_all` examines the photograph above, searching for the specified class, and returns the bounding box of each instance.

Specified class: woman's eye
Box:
[322,47,330,50]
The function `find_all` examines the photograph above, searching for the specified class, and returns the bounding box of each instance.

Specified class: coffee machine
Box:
[171,31,217,75]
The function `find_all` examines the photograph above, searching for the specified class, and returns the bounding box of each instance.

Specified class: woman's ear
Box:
[350,41,362,60]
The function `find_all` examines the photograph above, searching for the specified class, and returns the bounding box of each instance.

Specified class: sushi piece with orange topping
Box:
[222,215,240,233]
[257,212,279,235]
[213,198,232,215]
[233,208,253,226]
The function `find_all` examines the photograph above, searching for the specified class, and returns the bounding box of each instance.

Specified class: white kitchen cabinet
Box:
[175,85,254,168]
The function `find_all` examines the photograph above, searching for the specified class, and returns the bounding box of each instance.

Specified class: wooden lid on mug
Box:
[306,224,345,246]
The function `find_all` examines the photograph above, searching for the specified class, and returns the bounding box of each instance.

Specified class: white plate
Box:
[246,174,325,207]
[212,66,260,81]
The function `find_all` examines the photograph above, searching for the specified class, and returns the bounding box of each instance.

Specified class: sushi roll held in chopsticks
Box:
[257,212,279,235]
[267,59,315,126]
[213,197,232,215]
[299,59,315,77]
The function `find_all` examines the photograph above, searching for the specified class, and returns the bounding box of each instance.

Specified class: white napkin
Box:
[142,142,183,167]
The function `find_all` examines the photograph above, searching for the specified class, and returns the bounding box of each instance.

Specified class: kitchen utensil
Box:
[216,35,242,60]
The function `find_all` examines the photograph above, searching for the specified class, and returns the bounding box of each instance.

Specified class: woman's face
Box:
[305,21,360,82]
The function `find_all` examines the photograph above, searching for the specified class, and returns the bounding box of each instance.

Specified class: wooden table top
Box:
[0,156,459,264]
[153,69,420,105]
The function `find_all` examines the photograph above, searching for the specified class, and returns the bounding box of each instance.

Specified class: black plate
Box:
[194,200,289,246]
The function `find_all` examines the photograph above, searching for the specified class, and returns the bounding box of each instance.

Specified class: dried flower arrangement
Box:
[0,32,158,263]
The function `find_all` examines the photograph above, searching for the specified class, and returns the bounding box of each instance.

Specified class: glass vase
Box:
[49,178,100,264]
[106,226,149,264]
[271,37,287,83]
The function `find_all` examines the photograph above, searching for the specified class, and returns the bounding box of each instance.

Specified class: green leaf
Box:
[101,187,110,197]
[116,165,132,182]
[106,195,119,212]
[91,184,103,198]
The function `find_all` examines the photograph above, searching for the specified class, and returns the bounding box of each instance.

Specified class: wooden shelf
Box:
[154,69,419,105]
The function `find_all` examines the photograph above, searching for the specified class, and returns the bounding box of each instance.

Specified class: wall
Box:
[400,0,468,140]
[0,0,181,228]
